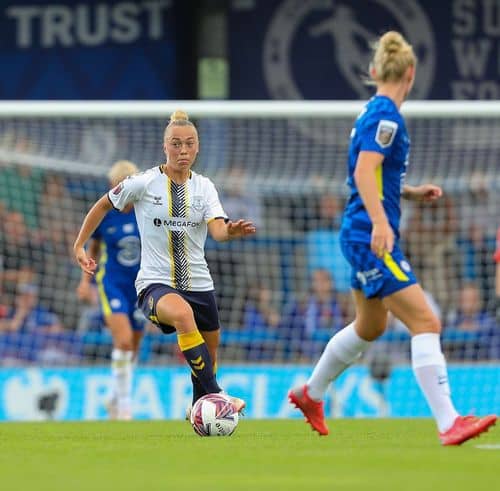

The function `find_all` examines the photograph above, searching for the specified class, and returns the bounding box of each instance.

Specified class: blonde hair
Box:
[164,110,196,141]
[107,160,138,186]
[369,31,416,84]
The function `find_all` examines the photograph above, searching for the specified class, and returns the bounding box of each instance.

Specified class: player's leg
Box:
[289,290,386,435]
[308,290,387,397]
[131,330,143,361]
[106,312,135,420]
[289,241,389,435]
[191,329,219,404]
[383,283,497,444]
[152,291,222,395]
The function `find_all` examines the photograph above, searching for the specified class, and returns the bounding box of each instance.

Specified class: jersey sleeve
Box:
[359,114,400,157]
[108,173,147,211]
[203,179,227,223]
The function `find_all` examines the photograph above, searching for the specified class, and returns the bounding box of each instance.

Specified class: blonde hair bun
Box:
[369,30,416,84]
[170,110,189,123]
[380,31,405,54]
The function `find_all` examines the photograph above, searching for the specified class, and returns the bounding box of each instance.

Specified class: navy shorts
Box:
[138,283,221,334]
[340,241,417,299]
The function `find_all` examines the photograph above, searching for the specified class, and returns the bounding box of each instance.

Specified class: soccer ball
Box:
[190,393,239,437]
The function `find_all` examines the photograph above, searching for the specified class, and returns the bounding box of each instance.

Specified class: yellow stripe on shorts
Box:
[383,252,409,281]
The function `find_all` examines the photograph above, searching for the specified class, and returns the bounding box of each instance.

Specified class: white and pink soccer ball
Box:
[190,393,239,437]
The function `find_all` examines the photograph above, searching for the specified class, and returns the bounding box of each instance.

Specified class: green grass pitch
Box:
[0,419,498,491]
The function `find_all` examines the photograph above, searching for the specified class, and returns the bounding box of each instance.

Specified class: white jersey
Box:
[108,166,227,293]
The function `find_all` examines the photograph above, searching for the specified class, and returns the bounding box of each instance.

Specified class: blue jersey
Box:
[340,95,410,243]
[91,209,143,328]
[92,209,140,284]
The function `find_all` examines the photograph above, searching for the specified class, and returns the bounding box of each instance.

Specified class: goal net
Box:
[0,101,498,420]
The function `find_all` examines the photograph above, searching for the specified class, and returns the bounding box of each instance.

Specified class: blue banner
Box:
[229,0,500,100]
[0,0,192,99]
[0,365,498,421]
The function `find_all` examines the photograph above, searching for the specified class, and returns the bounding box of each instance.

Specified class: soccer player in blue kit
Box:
[77,160,143,420]
[289,31,497,445]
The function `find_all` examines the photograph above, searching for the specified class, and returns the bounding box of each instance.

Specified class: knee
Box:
[410,314,441,335]
[367,322,387,341]
[355,317,387,341]
[424,316,442,334]
[114,334,134,351]
[169,305,195,331]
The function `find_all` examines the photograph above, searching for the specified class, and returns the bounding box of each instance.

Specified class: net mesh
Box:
[0,107,498,393]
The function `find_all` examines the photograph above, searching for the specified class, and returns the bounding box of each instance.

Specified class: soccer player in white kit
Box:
[74,110,256,413]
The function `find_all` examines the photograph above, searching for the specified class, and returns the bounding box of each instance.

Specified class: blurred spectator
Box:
[0,283,63,333]
[457,173,498,308]
[220,166,263,229]
[207,166,265,328]
[282,268,344,359]
[0,210,42,303]
[38,173,84,329]
[39,173,83,246]
[405,193,461,315]
[306,193,351,293]
[243,282,281,333]
[0,162,44,229]
[0,283,82,366]
[443,282,497,360]
[76,280,103,333]
[239,282,281,360]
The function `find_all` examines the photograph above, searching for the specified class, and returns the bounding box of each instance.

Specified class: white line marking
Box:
[474,444,500,450]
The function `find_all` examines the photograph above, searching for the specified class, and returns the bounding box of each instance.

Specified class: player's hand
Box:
[74,247,97,275]
[411,184,442,202]
[371,221,394,258]
[227,219,256,239]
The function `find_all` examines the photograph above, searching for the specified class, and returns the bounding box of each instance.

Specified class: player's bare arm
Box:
[208,218,256,242]
[354,150,394,257]
[73,194,114,274]
[76,238,101,301]
[402,183,442,202]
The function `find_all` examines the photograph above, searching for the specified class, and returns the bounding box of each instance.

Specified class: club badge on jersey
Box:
[375,120,398,148]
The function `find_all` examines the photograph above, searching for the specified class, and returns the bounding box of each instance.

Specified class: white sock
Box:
[307,322,371,400]
[111,348,134,414]
[411,333,459,432]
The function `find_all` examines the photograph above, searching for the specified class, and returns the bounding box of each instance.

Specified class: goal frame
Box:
[0,100,500,118]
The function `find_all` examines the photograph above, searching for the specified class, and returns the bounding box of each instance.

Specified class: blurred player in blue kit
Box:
[77,160,143,420]
[289,31,497,445]
[74,111,255,417]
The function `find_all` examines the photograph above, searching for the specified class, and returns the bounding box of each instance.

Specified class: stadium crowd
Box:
[0,161,499,366]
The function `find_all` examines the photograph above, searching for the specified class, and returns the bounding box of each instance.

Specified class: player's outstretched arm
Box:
[208,218,256,242]
[73,195,113,274]
[402,184,442,202]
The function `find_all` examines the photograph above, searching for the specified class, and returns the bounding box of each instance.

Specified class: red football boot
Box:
[439,415,497,446]
[288,385,329,436]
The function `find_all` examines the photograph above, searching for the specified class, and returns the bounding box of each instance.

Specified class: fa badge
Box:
[375,120,398,148]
